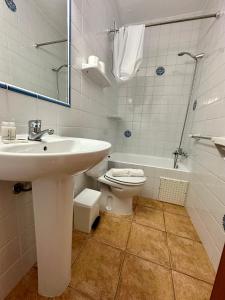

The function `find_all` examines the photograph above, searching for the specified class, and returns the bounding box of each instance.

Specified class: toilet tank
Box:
[86,158,108,178]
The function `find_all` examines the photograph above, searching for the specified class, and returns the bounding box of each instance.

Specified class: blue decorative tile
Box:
[156,66,165,76]
[124,130,132,138]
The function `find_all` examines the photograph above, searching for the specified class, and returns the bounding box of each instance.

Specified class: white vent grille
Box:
[158,177,189,205]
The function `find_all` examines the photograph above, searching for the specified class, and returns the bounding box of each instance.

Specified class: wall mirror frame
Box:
[0,0,71,107]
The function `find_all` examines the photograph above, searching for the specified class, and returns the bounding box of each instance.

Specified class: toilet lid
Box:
[105,170,146,186]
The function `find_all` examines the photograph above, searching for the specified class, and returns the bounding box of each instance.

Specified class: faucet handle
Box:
[28,120,41,134]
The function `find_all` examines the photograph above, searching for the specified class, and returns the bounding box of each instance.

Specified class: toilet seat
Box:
[97,169,146,215]
[100,169,146,187]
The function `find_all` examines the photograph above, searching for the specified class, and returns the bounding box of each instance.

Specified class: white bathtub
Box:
[108,152,189,171]
[108,152,190,201]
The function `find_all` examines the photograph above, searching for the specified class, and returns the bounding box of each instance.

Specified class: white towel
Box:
[113,25,145,82]
[110,168,144,177]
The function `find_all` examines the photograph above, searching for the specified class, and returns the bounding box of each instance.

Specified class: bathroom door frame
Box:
[210,244,225,300]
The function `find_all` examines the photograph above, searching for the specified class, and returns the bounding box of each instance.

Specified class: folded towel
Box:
[110,168,144,177]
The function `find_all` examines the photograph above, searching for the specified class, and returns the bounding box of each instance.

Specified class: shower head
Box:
[178,52,204,61]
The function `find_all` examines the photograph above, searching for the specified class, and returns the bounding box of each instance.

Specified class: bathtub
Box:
[108,152,190,202]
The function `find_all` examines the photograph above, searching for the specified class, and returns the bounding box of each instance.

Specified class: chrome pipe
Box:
[108,12,220,33]
[145,12,220,28]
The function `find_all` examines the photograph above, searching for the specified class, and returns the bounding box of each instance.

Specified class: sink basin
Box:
[0,135,111,297]
[0,135,111,181]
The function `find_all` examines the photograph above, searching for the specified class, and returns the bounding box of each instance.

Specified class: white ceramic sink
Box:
[0,135,111,181]
[0,135,111,297]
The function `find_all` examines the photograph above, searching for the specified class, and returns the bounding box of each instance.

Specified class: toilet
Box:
[86,160,146,215]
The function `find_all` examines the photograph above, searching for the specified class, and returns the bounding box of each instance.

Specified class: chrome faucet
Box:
[173,147,189,169]
[28,120,54,141]
[173,147,189,159]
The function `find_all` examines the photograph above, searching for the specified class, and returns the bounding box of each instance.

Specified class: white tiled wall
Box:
[0,0,67,100]
[0,183,36,299]
[115,20,200,157]
[184,0,225,271]
[0,0,120,298]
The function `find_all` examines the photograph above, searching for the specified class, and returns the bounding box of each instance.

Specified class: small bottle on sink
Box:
[1,121,16,143]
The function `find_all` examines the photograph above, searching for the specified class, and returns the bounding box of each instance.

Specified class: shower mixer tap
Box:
[173,148,189,158]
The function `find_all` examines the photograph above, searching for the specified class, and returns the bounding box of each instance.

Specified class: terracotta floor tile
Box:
[72,230,89,264]
[5,198,215,300]
[100,210,133,222]
[93,214,131,249]
[172,271,213,300]
[51,287,96,300]
[163,202,188,217]
[6,267,38,299]
[134,205,165,231]
[134,196,163,210]
[116,254,174,300]
[6,268,84,300]
[167,234,215,284]
[127,223,170,267]
[70,239,124,300]
[164,213,200,241]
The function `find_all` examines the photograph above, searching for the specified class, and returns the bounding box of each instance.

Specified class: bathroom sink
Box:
[0,135,111,181]
[0,135,111,297]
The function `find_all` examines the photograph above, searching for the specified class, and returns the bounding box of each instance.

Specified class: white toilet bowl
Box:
[86,161,146,215]
[98,170,146,215]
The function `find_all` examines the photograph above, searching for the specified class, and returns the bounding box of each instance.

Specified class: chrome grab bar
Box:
[189,134,212,141]
[34,39,67,48]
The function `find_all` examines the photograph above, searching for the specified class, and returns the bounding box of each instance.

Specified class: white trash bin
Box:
[73,188,101,233]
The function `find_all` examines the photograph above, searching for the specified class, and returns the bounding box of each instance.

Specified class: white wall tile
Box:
[184,0,225,271]
[116,21,200,157]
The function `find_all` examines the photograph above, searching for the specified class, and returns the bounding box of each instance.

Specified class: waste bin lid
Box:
[74,188,101,207]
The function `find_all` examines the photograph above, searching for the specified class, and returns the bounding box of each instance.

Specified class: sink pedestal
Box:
[32,175,74,297]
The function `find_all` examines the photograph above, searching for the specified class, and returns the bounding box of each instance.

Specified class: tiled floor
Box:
[6,197,215,300]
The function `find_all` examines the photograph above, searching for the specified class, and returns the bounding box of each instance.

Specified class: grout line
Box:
[175,266,215,285]
[164,222,177,300]
[171,268,215,286]
[166,231,202,243]
[125,249,171,270]
[136,203,164,211]
[164,210,190,219]
[114,206,134,300]
[70,238,88,268]
[164,213,172,268]
[132,219,166,232]
[91,235,128,251]
[171,270,177,300]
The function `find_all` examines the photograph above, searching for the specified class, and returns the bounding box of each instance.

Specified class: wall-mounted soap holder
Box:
[82,63,111,88]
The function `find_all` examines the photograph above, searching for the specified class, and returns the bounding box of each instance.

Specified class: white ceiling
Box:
[115,0,207,25]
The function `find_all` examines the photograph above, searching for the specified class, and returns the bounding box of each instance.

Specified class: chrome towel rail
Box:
[34,39,67,48]
[189,134,212,141]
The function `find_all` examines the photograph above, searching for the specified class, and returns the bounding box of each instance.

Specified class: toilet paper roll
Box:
[88,55,99,66]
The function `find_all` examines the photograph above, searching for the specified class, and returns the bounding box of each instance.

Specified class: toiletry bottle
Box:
[1,121,16,143]
[9,121,16,141]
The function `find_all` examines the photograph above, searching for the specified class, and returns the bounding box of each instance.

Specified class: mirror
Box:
[0,0,71,107]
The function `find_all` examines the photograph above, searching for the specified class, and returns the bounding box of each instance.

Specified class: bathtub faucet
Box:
[173,147,188,158]
[173,147,188,169]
